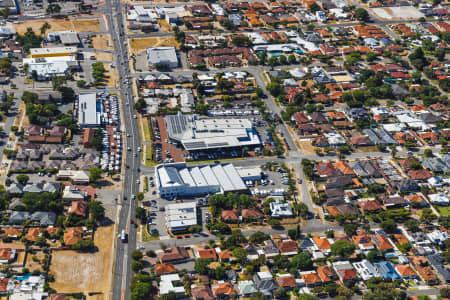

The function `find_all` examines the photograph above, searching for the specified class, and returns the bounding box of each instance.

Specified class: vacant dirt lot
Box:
[95,52,113,62]
[104,64,118,88]
[14,18,100,35]
[298,139,317,155]
[50,226,113,298]
[129,37,179,54]
[92,34,114,51]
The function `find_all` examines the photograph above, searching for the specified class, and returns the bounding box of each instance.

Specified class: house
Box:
[333,261,357,283]
[353,260,379,280]
[0,248,16,264]
[69,201,88,217]
[211,282,236,299]
[300,271,322,287]
[270,201,293,218]
[63,227,83,245]
[316,162,341,177]
[218,250,234,263]
[408,169,432,181]
[317,266,335,283]
[31,211,56,225]
[371,234,394,251]
[155,264,177,275]
[25,227,42,242]
[195,248,217,260]
[278,240,299,256]
[192,286,213,300]
[221,210,239,222]
[352,232,375,250]
[373,261,401,280]
[237,280,257,297]
[253,271,277,296]
[160,274,186,296]
[241,209,263,221]
[276,274,296,290]
[428,193,449,206]
[409,256,440,285]
[358,199,383,213]
[159,247,190,264]
[312,237,332,254]
[262,240,279,257]
[395,264,417,280]
[10,211,30,224]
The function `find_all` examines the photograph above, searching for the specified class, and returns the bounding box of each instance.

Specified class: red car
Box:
[176,236,183,239]
[130,219,134,224]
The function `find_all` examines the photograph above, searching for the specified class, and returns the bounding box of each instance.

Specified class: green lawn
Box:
[436,206,450,216]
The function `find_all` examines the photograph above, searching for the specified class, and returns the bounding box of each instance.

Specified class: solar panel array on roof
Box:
[166,113,188,137]
[184,141,207,150]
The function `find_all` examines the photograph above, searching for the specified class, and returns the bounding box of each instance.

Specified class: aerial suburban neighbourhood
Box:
[0,0,448,299]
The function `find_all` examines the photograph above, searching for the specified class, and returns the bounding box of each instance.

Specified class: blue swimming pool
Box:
[17,273,31,281]
[269,52,284,56]
[295,49,303,54]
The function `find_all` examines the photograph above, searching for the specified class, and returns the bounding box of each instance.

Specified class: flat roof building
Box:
[23,56,79,81]
[165,113,261,152]
[47,31,80,45]
[78,93,102,128]
[165,202,197,232]
[156,162,247,198]
[30,46,78,58]
[146,46,178,68]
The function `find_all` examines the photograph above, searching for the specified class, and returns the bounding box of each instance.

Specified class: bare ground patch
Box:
[50,226,113,297]
[13,18,100,35]
[129,37,180,54]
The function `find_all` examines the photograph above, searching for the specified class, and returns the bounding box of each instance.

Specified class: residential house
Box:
[253,271,277,296]
[155,264,177,275]
[395,264,417,280]
[373,261,401,280]
[278,240,299,256]
[333,261,358,283]
[0,248,16,264]
[195,248,217,261]
[159,247,190,264]
[211,282,236,299]
[192,285,214,300]
[300,271,322,287]
[371,234,394,252]
[276,274,296,291]
[353,260,379,280]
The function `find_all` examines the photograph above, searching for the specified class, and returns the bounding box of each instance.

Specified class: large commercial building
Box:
[23,56,79,81]
[165,202,197,232]
[146,46,178,68]
[165,113,261,152]
[156,162,247,198]
[78,93,102,128]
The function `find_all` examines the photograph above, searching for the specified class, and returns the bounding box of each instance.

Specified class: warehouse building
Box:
[165,113,261,153]
[146,46,178,68]
[78,93,102,128]
[46,31,80,46]
[165,202,198,232]
[23,56,79,81]
[30,47,78,58]
[156,162,247,198]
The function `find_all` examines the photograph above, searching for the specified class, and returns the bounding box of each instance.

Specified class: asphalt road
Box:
[104,0,142,299]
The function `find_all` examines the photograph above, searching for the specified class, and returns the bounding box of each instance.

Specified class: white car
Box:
[136,179,140,184]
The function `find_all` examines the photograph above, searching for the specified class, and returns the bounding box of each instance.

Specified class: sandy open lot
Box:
[371,6,424,20]
[50,226,113,298]
[14,18,100,35]
[95,52,113,62]
[92,34,114,51]
[129,37,180,54]
[298,139,317,155]
[104,64,118,88]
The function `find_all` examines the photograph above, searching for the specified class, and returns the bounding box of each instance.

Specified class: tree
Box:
[440,287,450,299]
[266,82,282,97]
[250,292,265,300]
[47,4,61,14]
[344,223,358,237]
[71,239,94,251]
[89,167,102,183]
[366,52,378,62]
[249,231,270,244]
[131,261,144,273]
[135,207,146,221]
[0,7,10,19]
[231,36,252,47]
[355,8,369,21]
[188,224,202,233]
[40,22,51,35]
[324,282,339,297]
[89,200,105,223]
[16,174,30,185]
[330,240,355,257]
[267,219,281,227]
[288,54,297,64]
[424,149,433,157]
[288,227,301,240]
[291,252,313,270]
[381,218,397,233]
[194,258,211,275]
[131,250,143,261]
[405,219,420,232]
[134,98,147,113]
[409,161,422,170]
[232,247,247,264]
[137,192,144,201]
[309,2,320,12]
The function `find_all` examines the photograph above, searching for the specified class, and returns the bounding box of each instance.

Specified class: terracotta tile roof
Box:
[301,272,321,285]
[1,227,22,238]
[192,286,213,300]
[371,234,394,250]
[46,227,59,235]
[358,199,383,211]
[333,161,355,176]
[395,264,416,277]
[212,282,236,296]
[241,209,263,219]
[317,266,333,282]
[160,247,190,263]
[218,250,233,261]
[276,274,296,288]
[278,240,299,254]
[405,194,426,203]
[338,269,357,280]
[313,237,331,249]
[63,227,83,245]
[0,248,13,260]
[221,210,239,221]
[197,248,217,260]
[352,232,374,249]
[408,169,432,180]
[155,263,177,275]
[25,228,42,242]
[393,234,409,245]
[0,278,8,292]
[70,201,88,216]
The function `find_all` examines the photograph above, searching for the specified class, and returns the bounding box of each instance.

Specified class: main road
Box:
[104,0,142,299]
